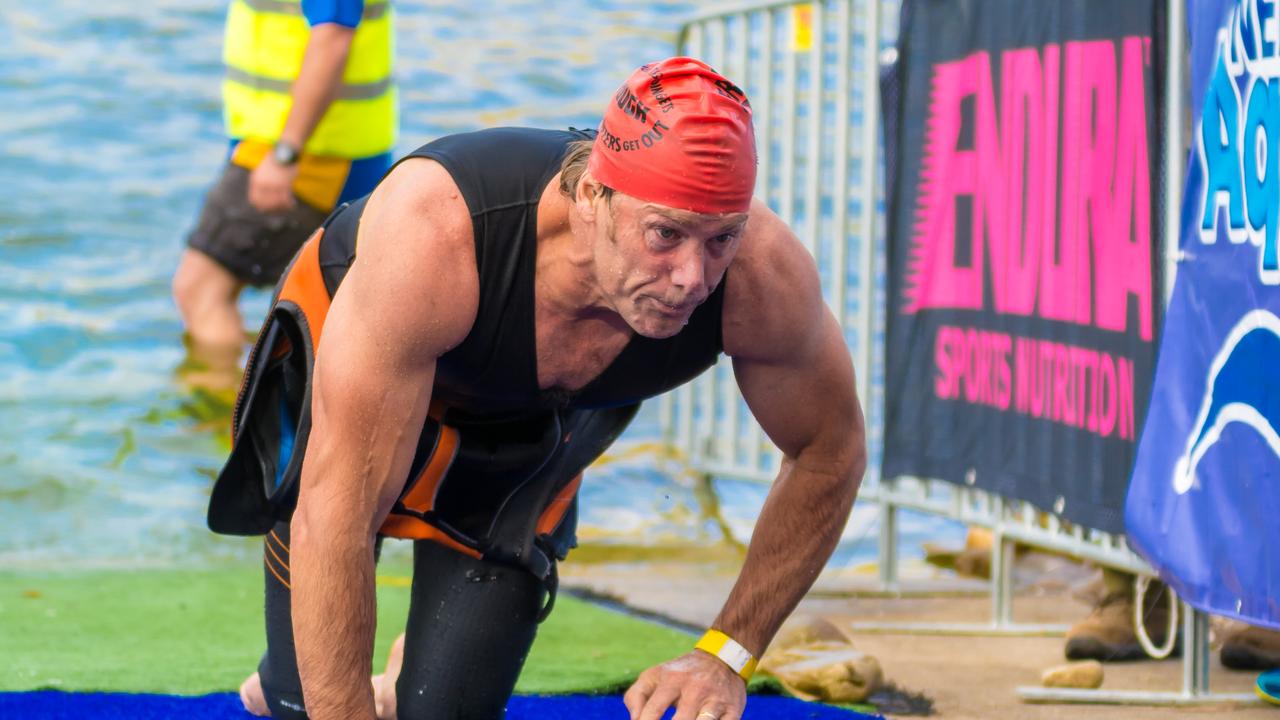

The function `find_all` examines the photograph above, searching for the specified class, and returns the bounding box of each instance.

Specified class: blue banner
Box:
[1125,0,1280,629]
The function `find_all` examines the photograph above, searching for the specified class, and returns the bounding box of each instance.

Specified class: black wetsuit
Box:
[254,128,727,720]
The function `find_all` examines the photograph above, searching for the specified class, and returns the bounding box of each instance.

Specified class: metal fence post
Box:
[1163,0,1186,303]
[877,488,899,591]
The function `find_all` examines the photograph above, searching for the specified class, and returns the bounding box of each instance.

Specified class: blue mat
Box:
[0,691,881,719]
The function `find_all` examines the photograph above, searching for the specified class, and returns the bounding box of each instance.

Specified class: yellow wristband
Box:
[694,629,758,682]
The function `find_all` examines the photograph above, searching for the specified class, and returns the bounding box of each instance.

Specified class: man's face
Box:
[591,190,749,339]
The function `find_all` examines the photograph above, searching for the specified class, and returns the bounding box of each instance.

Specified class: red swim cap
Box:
[587,57,756,215]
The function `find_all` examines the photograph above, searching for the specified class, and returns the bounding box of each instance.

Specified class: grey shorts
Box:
[186,164,330,287]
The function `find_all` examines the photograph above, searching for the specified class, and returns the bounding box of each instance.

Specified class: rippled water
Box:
[0,0,961,567]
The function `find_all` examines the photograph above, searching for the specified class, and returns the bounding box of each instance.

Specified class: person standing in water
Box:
[173,0,397,357]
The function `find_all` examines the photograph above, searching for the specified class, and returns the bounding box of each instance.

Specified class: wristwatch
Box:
[272,140,301,166]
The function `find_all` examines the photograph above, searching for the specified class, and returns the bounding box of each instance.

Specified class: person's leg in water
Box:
[172,247,248,409]
[173,248,247,351]
[171,250,248,419]
[243,524,546,720]
[175,163,328,390]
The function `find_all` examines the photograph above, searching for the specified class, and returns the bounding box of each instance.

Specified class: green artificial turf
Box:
[0,563,694,695]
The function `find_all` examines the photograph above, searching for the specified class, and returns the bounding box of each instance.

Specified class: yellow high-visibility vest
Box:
[222,0,397,159]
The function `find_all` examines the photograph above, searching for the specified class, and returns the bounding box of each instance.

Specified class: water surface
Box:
[0,0,961,568]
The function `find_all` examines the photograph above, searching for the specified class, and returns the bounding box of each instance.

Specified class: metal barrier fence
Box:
[669,0,1260,706]
[667,0,893,485]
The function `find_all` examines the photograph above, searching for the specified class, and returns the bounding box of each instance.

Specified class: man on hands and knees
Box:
[208,57,865,720]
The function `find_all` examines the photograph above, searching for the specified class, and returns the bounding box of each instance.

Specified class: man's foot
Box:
[240,642,401,720]
[1064,587,1179,662]
[1220,625,1280,670]
[239,672,271,717]
[373,633,406,720]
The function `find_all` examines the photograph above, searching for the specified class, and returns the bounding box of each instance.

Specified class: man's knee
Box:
[391,689,435,720]
[393,682,508,720]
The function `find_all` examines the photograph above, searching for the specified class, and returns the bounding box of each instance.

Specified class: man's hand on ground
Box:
[623,650,747,720]
[248,156,298,213]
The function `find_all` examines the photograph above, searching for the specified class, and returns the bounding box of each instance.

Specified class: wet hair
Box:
[558,139,614,204]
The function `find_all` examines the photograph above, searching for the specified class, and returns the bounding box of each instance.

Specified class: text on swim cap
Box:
[614,85,652,125]
[713,79,751,108]
[599,119,672,153]
[639,64,675,113]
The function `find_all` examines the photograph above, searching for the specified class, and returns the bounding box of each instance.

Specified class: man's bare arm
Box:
[625,204,865,720]
[250,22,355,212]
[289,160,477,719]
[278,22,355,152]
[714,213,866,654]
[721,284,860,650]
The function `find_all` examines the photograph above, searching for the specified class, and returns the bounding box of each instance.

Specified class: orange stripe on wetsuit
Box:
[276,228,332,353]
[536,474,582,536]
[228,230,325,447]
[229,228,328,445]
[379,424,483,557]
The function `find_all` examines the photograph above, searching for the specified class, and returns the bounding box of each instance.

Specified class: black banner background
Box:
[882,0,1165,533]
